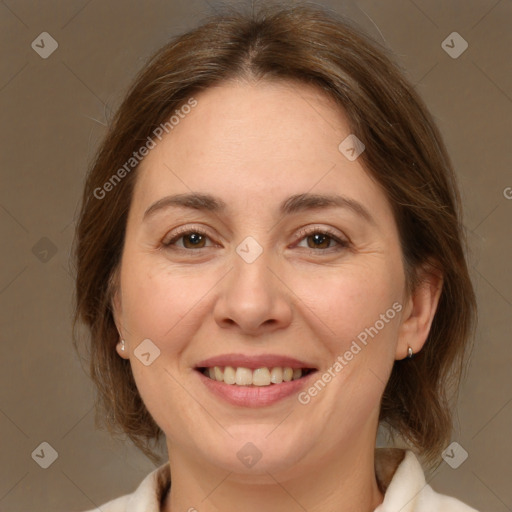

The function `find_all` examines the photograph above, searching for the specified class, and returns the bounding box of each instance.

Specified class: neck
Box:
[163,434,384,512]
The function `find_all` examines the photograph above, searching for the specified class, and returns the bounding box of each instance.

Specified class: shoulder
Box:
[375,449,479,512]
[77,461,171,512]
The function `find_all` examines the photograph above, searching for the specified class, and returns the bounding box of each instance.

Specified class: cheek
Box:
[118,261,215,424]
[120,258,215,342]
[294,263,402,350]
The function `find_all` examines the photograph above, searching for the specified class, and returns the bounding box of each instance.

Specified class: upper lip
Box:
[195,353,318,370]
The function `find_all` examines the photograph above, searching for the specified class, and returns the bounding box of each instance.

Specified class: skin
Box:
[112,79,442,512]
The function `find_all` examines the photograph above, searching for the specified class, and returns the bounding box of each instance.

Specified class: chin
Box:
[204,427,311,476]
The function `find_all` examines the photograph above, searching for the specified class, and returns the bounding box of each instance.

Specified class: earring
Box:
[407,346,413,358]
[120,339,125,351]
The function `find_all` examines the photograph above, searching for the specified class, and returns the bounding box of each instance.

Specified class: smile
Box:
[195,366,319,408]
[198,366,317,386]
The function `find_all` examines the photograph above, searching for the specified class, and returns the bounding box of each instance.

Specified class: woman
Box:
[73,2,479,511]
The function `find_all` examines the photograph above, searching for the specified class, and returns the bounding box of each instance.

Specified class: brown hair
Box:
[72,0,476,469]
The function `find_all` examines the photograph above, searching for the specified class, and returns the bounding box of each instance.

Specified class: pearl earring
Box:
[120,339,125,351]
[407,346,413,358]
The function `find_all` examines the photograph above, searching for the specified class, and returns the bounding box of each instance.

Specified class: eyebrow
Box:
[143,192,375,225]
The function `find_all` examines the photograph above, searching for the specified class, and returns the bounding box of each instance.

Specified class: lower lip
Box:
[195,369,318,408]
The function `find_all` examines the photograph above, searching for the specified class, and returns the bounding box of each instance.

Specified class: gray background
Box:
[0,0,510,511]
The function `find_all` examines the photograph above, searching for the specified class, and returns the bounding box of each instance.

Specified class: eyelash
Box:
[161,225,350,254]
[294,226,350,252]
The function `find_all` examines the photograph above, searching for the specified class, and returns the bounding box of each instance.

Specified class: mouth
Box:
[195,366,318,386]
[193,354,320,407]
[194,364,320,408]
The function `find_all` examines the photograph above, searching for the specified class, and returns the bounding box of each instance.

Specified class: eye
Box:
[162,226,215,250]
[294,226,350,252]
[161,225,350,253]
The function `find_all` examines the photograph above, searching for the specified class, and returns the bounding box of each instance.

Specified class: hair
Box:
[72,0,477,469]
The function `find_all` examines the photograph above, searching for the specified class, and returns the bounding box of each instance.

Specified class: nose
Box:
[213,250,293,336]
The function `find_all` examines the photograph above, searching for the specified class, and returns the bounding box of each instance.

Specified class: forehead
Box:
[130,80,391,221]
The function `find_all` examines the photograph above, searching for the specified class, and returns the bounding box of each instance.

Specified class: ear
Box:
[396,264,443,360]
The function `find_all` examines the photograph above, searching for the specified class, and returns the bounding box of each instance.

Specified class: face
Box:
[112,80,417,479]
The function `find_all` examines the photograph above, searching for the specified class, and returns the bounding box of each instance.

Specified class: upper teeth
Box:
[203,366,307,386]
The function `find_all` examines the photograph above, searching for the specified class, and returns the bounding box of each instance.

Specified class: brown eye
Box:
[182,232,207,249]
[163,229,213,250]
[295,228,349,252]
[306,233,334,249]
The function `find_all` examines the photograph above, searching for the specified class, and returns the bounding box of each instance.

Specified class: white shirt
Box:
[80,448,479,512]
